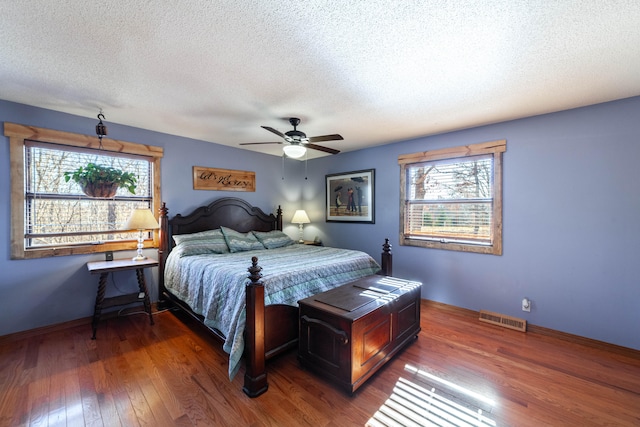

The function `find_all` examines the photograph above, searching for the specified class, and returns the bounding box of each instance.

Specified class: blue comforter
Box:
[164,244,380,379]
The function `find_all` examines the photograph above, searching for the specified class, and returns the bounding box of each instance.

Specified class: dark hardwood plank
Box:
[1,300,639,426]
[28,336,50,427]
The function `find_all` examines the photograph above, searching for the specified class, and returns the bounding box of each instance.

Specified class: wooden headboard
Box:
[158,197,283,292]
[170,197,279,233]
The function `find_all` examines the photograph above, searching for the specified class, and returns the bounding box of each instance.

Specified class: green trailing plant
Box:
[64,163,137,195]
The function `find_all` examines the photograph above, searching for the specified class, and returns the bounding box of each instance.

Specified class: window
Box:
[399,140,505,255]
[6,123,163,259]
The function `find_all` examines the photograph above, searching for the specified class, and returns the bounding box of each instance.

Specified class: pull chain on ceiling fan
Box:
[240,117,343,158]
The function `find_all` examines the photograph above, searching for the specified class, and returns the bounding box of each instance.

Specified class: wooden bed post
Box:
[243,256,268,397]
[157,203,170,307]
[381,238,392,276]
[276,205,283,231]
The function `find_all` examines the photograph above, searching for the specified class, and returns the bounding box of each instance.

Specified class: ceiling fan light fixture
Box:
[283,144,306,158]
[240,117,342,156]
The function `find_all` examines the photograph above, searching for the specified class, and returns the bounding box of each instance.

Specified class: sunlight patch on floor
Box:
[366,365,497,427]
[405,364,496,409]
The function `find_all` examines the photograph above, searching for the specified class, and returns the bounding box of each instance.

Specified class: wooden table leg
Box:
[135,268,154,325]
[92,272,108,339]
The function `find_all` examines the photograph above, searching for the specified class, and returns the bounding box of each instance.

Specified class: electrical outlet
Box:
[105,251,113,261]
[522,297,531,312]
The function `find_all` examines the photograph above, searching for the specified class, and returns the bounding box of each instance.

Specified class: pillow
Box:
[173,229,221,245]
[220,226,265,253]
[172,229,229,256]
[252,230,295,249]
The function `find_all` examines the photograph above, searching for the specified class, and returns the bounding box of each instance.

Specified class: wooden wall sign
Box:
[193,166,256,192]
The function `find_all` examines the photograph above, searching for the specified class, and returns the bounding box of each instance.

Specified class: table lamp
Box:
[125,208,160,261]
[291,210,310,243]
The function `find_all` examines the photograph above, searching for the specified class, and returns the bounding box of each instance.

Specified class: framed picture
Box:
[192,166,255,192]
[326,169,375,223]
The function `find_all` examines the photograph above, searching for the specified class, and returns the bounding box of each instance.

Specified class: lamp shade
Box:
[291,210,310,224]
[283,144,306,158]
[125,208,160,230]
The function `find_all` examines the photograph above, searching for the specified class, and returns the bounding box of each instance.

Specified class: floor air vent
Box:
[479,310,526,332]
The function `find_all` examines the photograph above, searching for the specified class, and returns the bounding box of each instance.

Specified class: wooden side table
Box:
[87,258,158,339]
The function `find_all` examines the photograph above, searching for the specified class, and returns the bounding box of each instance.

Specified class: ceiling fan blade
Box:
[306,143,340,155]
[261,126,286,139]
[239,141,282,146]
[308,134,343,143]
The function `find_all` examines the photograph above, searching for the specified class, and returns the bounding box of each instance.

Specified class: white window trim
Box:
[5,122,163,259]
[398,140,506,255]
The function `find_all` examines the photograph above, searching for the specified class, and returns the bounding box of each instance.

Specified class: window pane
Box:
[26,144,151,197]
[404,154,494,246]
[25,145,152,249]
[407,155,492,201]
[406,201,492,244]
[26,198,142,247]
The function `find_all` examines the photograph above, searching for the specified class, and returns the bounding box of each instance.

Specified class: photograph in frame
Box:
[325,169,374,223]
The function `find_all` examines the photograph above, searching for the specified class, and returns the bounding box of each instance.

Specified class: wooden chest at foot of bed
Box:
[298,275,422,394]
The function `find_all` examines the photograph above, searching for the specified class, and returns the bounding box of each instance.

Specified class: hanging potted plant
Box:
[64,163,137,198]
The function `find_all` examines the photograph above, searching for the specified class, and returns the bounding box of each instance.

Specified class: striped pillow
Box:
[252,230,295,249]
[220,226,266,253]
[173,229,229,256]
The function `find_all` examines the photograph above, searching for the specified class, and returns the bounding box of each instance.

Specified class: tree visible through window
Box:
[26,143,151,247]
[6,123,163,259]
[399,140,505,255]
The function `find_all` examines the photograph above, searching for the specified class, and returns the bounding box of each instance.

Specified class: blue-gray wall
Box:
[1,97,638,352]
[0,100,304,336]
[306,96,640,351]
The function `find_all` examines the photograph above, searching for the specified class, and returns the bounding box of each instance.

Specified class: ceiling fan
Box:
[240,117,343,158]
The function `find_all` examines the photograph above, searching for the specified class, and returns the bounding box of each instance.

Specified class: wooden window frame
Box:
[398,140,506,255]
[5,122,163,259]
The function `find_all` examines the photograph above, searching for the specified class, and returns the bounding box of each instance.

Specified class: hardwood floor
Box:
[1,300,639,426]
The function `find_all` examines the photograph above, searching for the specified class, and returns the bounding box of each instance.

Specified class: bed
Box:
[157,197,393,397]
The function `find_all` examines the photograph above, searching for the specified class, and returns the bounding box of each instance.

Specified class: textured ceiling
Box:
[2,1,640,158]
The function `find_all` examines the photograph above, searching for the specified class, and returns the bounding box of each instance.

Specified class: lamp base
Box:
[133,231,146,261]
